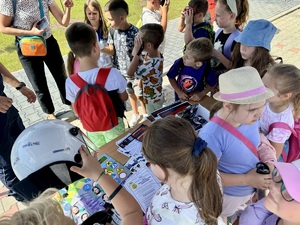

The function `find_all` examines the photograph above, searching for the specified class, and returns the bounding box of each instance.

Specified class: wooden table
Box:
[97,96,217,164]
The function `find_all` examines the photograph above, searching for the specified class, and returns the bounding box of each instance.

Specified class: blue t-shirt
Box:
[167,58,217,97]
[199,119,260,196]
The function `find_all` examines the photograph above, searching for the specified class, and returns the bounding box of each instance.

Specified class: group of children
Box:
[3,0,300,224]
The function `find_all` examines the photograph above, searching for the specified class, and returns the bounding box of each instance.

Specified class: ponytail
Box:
[210,101,223,119]
[190,148,222,225]
[67,51,76,76]
[235,0,249,29]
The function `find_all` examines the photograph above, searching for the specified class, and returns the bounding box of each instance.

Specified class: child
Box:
[260,64,300,159]
[178,0,215,52]
[212,0,249,71]
[84,0,112,68]
[127,23,164,114]
[142,116,224,225]
[103,0,147,127]
[167,37,217,102]
[0,145,144,225]
[65,22,128,148]
[239,159,300,225]
[141,0,170,53]
[66,0,112,76]
[199,67,274,221]
[231,19,277,76]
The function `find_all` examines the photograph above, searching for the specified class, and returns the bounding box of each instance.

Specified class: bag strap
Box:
[223,29,240,59]
[69,73,87,89]
[95,68,111,87]
[211,116,259,158]
[11,0,17,26]
[37,0,44,18]
[268,122,298,137]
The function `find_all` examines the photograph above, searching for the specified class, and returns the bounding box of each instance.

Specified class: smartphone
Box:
[36,17,49,30]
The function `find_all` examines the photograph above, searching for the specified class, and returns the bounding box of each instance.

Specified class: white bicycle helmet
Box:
[11,120,91,180]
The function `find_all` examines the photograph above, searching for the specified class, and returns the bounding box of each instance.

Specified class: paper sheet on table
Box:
[124,167,161,213]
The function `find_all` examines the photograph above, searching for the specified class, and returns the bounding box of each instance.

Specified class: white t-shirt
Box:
[146,184,225,225]
[260,102,294,143]
[65,67,126,103]
[141,7,166,53]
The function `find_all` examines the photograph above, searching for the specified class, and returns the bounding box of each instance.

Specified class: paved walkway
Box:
[1,1,300,218]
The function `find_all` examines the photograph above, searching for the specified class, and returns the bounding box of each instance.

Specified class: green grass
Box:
[0,0,188,72]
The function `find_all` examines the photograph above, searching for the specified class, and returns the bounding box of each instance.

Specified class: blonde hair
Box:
[84,0,109,39]
[0,189,74,225]
[142,116,222,225]
[186,37,213,62]
[218,0,249,29]
[267,64,300,117]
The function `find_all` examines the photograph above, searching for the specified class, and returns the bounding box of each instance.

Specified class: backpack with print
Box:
[69,68,118,132]
[268,120,300,162]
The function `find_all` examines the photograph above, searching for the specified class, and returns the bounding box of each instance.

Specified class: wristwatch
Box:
[16,82,26,90]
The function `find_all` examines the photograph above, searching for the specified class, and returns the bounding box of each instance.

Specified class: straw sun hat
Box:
[213,67,274,104]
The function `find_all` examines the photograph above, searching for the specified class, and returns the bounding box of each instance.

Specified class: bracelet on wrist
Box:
[108,184,123,201]
[16,82,26,90]
[95,169,107,182]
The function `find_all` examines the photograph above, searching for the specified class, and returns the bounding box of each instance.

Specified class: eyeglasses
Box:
[272,168,294,202]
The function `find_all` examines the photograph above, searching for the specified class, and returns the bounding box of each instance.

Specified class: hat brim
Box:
[270,161,300,202]
[213,88,274,104]
[235,32,271,51]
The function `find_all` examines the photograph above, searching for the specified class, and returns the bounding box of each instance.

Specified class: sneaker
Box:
[141,114,149,122]
[129,114,141,127]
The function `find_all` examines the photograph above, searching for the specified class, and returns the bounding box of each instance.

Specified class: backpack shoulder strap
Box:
[211,116,259,158]
[214,28,222,42]
[95,68,111,87]
[223,29,241,59]
[69,73,87,89]
[268,122,298,137]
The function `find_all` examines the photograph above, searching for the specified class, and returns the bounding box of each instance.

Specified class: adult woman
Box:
[239,159,300,225]
[0,0,73,119]
[199,67,274,221]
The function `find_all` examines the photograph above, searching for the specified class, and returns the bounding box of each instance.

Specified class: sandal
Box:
[46,113,56,120]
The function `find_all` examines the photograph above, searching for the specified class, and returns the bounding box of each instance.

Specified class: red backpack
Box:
[69,68,118,132]
[268,119,300,162]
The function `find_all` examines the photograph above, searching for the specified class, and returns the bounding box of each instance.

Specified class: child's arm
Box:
[127,36,143,77]
[168,77,189,101]
[101,44,115,57]
[219,169,271,190]
[160,0,170,33]
[49,0,73,27]
[70,146,143,225]
[178,8,186,32]
[0,62,36,103]
[212,49,231,69]
[184,9,194,45]
[268,141,284,159]
[189,84,215,102]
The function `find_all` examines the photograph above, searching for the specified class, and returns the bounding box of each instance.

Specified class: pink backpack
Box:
[268,119,300,162]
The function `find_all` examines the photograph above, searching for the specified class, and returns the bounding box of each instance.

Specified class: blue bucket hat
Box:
[235,19,277,51]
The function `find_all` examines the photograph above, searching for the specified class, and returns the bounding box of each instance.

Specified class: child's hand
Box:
[180,8,185,20]
[161,0,170,15]
[64,0,74,8]
[132,36,143,57]
[189,91,205,102]
[245,168,272,190]
[70,145,103,181]
[177,90,189,101]
[184,8,194,25]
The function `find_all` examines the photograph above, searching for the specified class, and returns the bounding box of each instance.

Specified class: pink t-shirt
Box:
[260,103,294,143]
